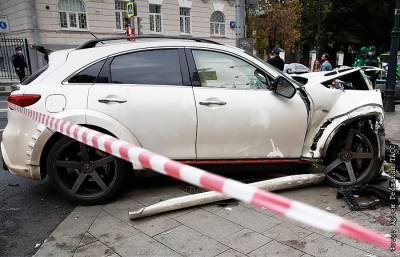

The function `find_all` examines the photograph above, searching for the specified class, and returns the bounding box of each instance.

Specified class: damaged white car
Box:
[1,37,385,204]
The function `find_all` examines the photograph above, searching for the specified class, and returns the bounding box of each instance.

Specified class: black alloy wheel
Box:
[47,136,127,204]
[324,129,380,187]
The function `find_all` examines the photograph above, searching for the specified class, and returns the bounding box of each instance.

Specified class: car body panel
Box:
[87,84,197,159]
[194,87,308,159]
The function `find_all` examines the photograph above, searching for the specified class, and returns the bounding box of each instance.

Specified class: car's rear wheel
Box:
[324,127,381,187]
[47,136,127,205]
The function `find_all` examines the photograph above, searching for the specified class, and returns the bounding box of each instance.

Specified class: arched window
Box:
[59,0,87,29]
[210,11,225,36]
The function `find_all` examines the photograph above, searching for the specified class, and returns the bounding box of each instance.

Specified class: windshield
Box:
[244,52,302,87]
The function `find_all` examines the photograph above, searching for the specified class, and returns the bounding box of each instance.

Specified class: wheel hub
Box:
[81,161,94,173]
[338,150,352,162]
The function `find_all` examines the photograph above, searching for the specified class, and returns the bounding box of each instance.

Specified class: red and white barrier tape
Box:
[9,103,399,252]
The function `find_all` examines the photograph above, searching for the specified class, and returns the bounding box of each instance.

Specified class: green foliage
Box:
[300,0,395,53]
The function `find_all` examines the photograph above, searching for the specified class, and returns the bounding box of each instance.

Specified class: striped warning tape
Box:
[9,103,399,252]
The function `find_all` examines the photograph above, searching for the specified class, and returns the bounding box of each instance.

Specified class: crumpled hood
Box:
[301,81,383,158]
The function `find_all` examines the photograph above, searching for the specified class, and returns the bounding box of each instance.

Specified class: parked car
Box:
[284,63,310,74]
[2,36,385,204]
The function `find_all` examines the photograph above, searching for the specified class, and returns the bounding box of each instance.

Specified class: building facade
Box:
[0,0,236,70]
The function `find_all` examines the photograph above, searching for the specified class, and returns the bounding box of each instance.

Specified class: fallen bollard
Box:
[129,173,325,219]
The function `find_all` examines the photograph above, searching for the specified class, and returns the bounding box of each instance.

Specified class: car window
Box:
[192,50,268,89]
[110,49,183,85]
[68,59,106,83]
[244,52,302,87]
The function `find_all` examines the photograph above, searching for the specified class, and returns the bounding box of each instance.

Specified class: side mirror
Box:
[287,68,293,74]
[273,76,297,98]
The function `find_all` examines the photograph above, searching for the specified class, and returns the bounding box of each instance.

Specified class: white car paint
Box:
[1,39,384,180]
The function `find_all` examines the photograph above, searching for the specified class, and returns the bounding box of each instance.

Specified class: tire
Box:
[47,136,127,205]
[323,126,382,187]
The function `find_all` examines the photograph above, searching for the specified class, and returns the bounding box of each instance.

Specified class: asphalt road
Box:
[0,96,75,257]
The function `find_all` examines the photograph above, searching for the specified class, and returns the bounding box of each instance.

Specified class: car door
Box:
[87,48,197,159]
[188,49,308,160]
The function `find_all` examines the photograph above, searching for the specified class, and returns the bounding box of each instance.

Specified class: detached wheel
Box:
[324,128,381,187]
[47,136,127,205]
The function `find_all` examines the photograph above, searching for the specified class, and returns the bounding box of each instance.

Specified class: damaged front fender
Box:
[302,104,385,159]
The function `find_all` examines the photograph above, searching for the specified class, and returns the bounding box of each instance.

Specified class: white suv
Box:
[1,36,385,204]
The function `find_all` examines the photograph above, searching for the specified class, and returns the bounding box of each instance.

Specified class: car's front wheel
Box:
[324,127,381,187]
[47,136,127,205]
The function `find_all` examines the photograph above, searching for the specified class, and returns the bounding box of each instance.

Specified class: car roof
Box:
[68,39,244,59]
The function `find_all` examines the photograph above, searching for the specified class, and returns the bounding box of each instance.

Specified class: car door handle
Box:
[199,100,227,106]
[98,98,127,104]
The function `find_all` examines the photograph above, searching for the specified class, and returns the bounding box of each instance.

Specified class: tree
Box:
[247,0,301,57]
[299,0,395,56]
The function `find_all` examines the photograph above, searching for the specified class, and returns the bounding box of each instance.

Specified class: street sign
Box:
[0,17,9,33]
[230,21,236,29]
[127,2,135,18]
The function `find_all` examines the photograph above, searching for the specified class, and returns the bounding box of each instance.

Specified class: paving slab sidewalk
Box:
[34,110,400,257]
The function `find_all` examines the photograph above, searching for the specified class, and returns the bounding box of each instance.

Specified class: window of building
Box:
[59,0,87,29]
[180,7,191,35]
[110,49,182,85]
[149,4,162,33]
[115,0,129,30]
[210,11,225,37]
[192,50,268,89]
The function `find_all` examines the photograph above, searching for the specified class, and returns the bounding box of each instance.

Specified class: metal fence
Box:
[0,37,32,80]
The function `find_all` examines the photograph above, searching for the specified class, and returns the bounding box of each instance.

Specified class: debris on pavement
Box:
[337,175,398,211]
[129,173,325,220]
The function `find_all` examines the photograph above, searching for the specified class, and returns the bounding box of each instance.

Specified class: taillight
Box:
[8,94,41,107]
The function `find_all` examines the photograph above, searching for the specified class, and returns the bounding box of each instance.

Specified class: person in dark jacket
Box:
[12,47,27,82]
[267,48,285,71]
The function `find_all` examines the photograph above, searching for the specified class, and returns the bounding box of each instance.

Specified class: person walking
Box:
[267,48,285,71]
[320,53,333,71]
[12,47,27,82]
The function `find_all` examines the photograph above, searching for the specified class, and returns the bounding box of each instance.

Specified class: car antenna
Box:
[89,32,105,45]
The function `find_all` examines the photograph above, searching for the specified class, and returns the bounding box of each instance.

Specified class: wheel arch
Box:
[30,110,143,179]
[311,106,385,159]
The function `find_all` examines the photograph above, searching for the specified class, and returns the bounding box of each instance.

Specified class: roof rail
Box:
[76,35,223,50]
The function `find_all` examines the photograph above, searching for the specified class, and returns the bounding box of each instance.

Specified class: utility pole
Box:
[385,0,400,112]
[316,0,321,56]
[235,0,245,48]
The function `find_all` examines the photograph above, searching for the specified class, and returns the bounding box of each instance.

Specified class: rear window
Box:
[68,60,106,83]
[21,65,48,85]
[110,49,183,85]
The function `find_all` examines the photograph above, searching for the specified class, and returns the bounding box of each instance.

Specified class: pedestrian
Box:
[12,47,27,82]
[320,53,333,71]
[267,47,285,71]
[353,46,369,67]
[312,59,321,72]
[366,46,380,67]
